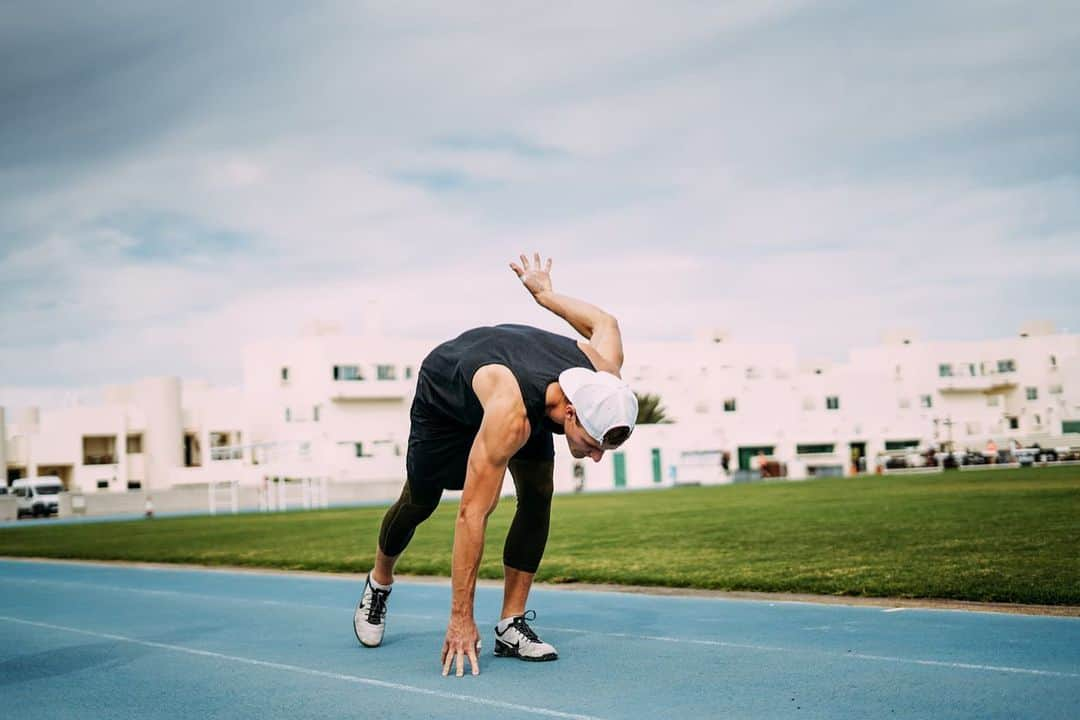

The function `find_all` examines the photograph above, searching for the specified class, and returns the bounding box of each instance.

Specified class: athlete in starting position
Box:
[353,253,638,677]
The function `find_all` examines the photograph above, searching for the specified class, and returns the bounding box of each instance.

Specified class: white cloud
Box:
[2,1,1078,402]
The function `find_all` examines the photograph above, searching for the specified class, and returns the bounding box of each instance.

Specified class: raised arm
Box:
[510,253,625,370]
[441,365,530,677]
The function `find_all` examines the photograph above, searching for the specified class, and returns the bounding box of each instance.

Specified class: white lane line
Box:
[5,576,1078,680]
[0,577,439,620]
[543,627,1080,679]
[0,615,603,720]
[844,652,1080,678]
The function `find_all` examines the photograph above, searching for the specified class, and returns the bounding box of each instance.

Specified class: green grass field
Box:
[2,467,1079,605]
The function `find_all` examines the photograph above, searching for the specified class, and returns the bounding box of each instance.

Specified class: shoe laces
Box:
[511,610,540,642]
[365,584,390,624]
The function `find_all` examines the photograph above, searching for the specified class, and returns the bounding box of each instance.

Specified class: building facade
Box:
[4,322,1079,497]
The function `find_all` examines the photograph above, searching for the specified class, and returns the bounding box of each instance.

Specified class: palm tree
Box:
[635,392,673,424]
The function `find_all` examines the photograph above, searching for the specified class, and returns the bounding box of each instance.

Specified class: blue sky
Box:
[1,1,1078,407]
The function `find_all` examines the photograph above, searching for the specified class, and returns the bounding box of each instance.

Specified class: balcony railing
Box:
[211,447,244,461]
[83,454,117,465]
[331,379,412,401]
[938,374,1017,393]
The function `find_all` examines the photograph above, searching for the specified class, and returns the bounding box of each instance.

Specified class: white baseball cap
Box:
[558,367,638,445]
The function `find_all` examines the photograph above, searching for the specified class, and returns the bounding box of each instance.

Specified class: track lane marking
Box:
[544,627,1080,679]
[4,575,1078,680]
[0,615,604,720]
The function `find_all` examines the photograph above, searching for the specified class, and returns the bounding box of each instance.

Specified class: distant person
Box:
[353,253,638,678]
[757,450,770,478]
[986,439,998,464]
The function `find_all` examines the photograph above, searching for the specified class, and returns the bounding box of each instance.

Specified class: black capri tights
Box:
[378,459,554,574]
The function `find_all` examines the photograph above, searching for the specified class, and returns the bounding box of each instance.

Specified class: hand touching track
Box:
[441,613,480,677]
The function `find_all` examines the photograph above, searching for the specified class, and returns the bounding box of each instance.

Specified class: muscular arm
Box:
[450,386,528,616]
[442,365,530,675]
[510,253,625,370]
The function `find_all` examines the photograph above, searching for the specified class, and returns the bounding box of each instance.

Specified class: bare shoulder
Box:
[577,341,622,377]
[471,364,527,412]
[471,364,530,454]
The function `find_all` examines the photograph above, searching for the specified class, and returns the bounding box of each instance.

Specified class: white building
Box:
[4,321,1080,500]
[624,321,1080,478]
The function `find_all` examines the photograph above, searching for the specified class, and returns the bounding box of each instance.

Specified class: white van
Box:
[12,476,64,518]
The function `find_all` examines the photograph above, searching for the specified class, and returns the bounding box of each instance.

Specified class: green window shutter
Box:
[1064,420,1080,434]
[737,446,776,470]
[613,453,627,488]
[651,448,662,483]
[796,443,835,455]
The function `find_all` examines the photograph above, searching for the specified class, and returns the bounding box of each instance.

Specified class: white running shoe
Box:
[493,610,558,662]
[353,574,391,648]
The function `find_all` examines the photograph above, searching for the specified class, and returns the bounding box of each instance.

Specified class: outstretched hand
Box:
[510,252,553,300]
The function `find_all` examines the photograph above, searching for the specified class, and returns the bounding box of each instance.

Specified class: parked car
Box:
[1015,448,1038,467]
[963,451,987,465]
[12,476,64,518]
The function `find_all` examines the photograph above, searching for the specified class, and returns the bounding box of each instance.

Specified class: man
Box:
[353,253,637,678]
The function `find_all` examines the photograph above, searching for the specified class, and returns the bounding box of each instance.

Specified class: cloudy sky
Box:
[2,1,1078,407]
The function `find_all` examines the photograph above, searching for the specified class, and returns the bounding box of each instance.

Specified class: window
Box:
[313,405,321,422]
[796,443,835,455]
[899,397,911,409]
[1033,414,1042,427]
[1064,420,1080,434]
[998,359,1016,373]
[281,367,289,382]
[405,366,414,380]
[126,434,143,454]
[285,407,292,422]
[920,395,933,409]
[127,481,141,490]
[97,480,109,490]
[723,398,737,413]
[825,396,840,410]
[965,422,981,436]
[1026,387,1038,401]
[938,363,953,377]
[802,397,816,411]
[184,433,202,467]
[83,436,117,465]
[1050,355,1058,369]
[694,401,709,414]
[333,365,364,381]
[1049,384,1063,395]
[377,364,397,381]
[1008,416,1019,430]
[885,439,920,451]
[966,363,976,377]
[987,395,1000,407]
[354,442,372,458]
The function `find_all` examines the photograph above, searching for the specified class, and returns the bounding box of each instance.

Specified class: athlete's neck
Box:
[544,382,569,430]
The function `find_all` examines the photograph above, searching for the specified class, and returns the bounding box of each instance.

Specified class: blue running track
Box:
[0,559,1077,719]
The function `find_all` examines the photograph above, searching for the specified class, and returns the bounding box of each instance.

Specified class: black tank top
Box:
[415,324,595,435]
